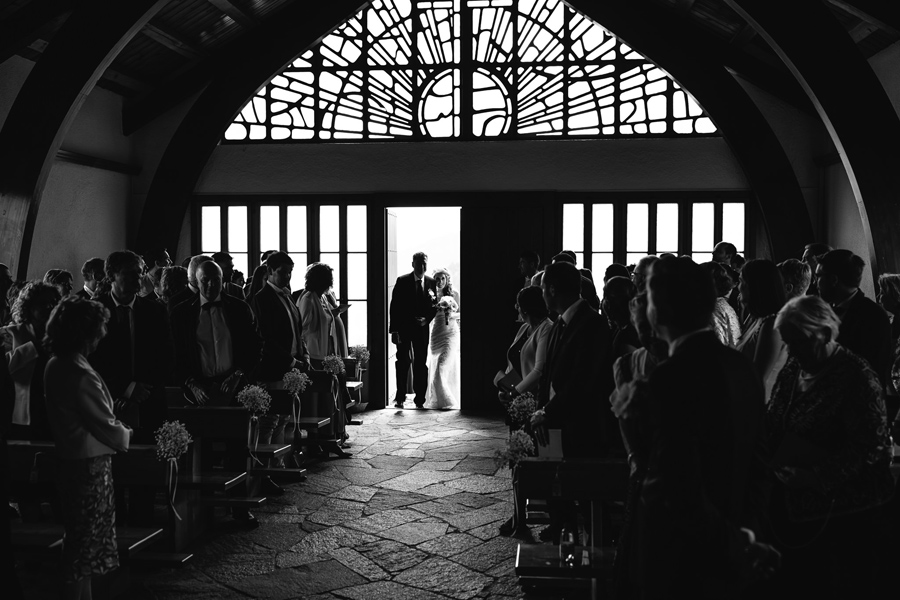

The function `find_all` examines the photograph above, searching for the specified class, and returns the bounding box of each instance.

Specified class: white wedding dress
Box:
[424,292,461,409]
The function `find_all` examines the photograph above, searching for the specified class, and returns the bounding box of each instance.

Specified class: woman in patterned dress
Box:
[44,297,131,600]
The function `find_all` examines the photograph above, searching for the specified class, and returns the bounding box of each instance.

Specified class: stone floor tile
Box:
[417,532,482,557]
[139,569,251,600]
[417,483,464,498]
[333,580,449,600]
[389,448,427,458]
[344,507,423,533]
[442,502,510,532]
[467,522,505,541]
[229,559,366,599]
[452,456,504,475]
[362,489,433,514]
[333,466,399,486]
[410,459,461,471]
[380,521,448,544]
[284,526,379,565]
[445,473,511,494]
[328,547,391,581]
[393,556,493,600]
[307,498,366,526]
[355,539,431,573]
[198,551,276,583]
[330,483,379,502]
[407,499,470,519]
[440,490,504,509]
[366,454,422,471]
[423,451,471,461]
[449,536,520,572]
[375,469,468,492]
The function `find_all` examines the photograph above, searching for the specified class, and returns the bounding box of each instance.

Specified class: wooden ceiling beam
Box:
[0,0,169,277]
[206,0,257,30]
[826,0,900,37]
[727,0,900,275]
[0,0,76,64]
[142,22,207,60]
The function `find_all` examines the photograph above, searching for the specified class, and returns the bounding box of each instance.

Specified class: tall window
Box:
[224,0,717,143]
[562,198,748,275]
[197,201,368,347]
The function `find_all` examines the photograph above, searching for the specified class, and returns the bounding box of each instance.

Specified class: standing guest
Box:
[630,255,657,292]
[552,252,601,311]
[602,276,639,361]
[0,263,13,325]
[736,259,786,398]
[323,288,349,358]
[518,250,540,290]
[712,241,737,267]
[388,252,437,408]
[75,258,105,300]
[603,263,630,283]
[141,247,172,290]
[561,249,595,283]
[44,297,132,600]
[297,263,350,451]
[764,295,893,599]
[168,255,211,311]
[252,252,316,470]
[245,250,277,302]
[530,261,611,541]
[701,261,741,347]
[4,282,61,441]
[44,269,74,297]
[801,242,832,298]
[877,273,900,398]
[159,266,189,315]
[211,251,244,298]
[232,269,246,288]
[777,258,812,301]
[615,256,773,598]
[816,249,892,389]
[89,250,174,441]
[731,254,746,271]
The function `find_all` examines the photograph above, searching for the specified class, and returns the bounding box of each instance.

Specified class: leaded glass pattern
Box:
[223,0,717,143]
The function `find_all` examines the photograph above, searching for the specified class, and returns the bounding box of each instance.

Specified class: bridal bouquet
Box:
[283,368,311,396]
[507,392,537,428]
[236,384,272,416]
[495,429,535,469]
[323,354,346,376]
[437,295,458,326]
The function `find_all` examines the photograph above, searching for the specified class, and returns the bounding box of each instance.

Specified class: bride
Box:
[425,268,461,409]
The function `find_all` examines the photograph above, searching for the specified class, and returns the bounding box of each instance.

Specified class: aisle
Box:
[137,409,524,599]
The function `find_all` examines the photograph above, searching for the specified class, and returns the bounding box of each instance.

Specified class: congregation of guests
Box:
[501,242,900,598]
[0,247,357,599]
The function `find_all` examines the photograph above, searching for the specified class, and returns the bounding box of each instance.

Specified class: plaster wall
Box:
[0,56,32,132]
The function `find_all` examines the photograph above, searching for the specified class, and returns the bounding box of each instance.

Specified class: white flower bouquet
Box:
[495,429,536,469]
[236,384,272,416]
[350,344,370,365]
[438,295,458,325]
[155,420,193,461]
[283,368,311,396]
[323,354,346,376]
[507,392,537,428]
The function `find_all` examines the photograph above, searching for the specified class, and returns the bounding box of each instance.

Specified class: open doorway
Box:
[386,206,462,409]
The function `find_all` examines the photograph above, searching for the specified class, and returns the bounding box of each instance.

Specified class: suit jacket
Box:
[388,272,438,337]
[538,300,611,457]
[167,286,196,315]
[223,282,244,299]
[89,292,174,429]
[252,283,310,382]
[835,290,892,388]
[633,330,766,597]
[170,293,263,385]
[44,353,131,459]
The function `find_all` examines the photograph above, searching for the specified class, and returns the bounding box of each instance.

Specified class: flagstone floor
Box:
[130,408,534,600]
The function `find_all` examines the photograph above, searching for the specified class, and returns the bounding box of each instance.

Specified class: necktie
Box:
[117,305,135,379]
[417,278,424,300]
[548,318,566,358]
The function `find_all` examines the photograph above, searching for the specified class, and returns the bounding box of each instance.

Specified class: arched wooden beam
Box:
[575,0,814,260]
[135,1,365,253]
[727,0,900,275]
[0,0,167,277]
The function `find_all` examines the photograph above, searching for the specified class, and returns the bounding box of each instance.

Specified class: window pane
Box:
[321,252,340,298]
[260,206,280,252]
[592,204,613,252]
[626,253,647,267]
[347,253,367,299]
[347,300,367,348]
[592,253,614,278]
[231,253,248,284]
[347,205,367,252]
[722,203,745,253]
[626,204,649,252]
[692,203,714,252]
[201,206,221,252]
[320,206,340,252]
[227,206,248,252]
[289,253,308,274]
[287,206,308,253]
[563,204,584,252]
[575,252,584,268]
[692,252,713,264]
[656,203,678,253]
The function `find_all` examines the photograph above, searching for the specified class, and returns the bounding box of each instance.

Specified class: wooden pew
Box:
[514,457,629,600]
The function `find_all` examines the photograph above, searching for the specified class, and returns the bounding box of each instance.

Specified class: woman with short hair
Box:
[44,297,132,600]
[764,295,893,597]
[701,261,741,347]
[736,259,787,400]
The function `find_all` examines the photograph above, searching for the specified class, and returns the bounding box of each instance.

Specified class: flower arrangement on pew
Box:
[350,344,370,366]
[237,385,272,462]
[283,368,311,396]
[495,429,536,469]
[155,420,193,520]
[323,354,346,376]
[507,392,537,429]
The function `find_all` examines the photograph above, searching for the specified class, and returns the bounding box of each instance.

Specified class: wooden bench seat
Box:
[253,443,292,460]
[295,416,331,430]
[199,496,267,508]
[11,523,164,560]
[250,467,307,481]
[177,470,247,491]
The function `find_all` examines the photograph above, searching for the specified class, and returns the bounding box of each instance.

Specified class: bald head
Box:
[187,255,213,288]
[197,260,223,301]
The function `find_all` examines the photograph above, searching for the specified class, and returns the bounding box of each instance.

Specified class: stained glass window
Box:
[223,0,716,143]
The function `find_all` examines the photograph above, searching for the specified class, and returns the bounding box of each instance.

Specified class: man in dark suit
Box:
[388,251,437,408]
[617,255,772,598]
[816,249,892,388]
[251,252,315,469]
[90,250,174,438]
[212,251,245,299]
[167,254,211,313]
[75,257,105,300]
